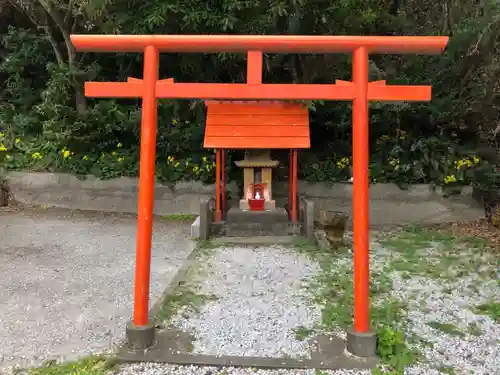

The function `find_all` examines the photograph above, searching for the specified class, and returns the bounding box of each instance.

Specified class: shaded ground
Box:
[0,207,194,372]
[433,218,500,250]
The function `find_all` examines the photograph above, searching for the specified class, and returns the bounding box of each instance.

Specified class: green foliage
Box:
[475,301,500,322]
[374,327,419,374]
[27,356,117,375]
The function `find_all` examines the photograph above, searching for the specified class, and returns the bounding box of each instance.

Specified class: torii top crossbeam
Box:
[71,34,447,54]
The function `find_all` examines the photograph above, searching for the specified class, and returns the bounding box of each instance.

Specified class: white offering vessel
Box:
[255,192,261,199]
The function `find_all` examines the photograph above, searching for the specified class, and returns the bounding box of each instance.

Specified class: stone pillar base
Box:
[346,329,377,358]
[126,321,155,350]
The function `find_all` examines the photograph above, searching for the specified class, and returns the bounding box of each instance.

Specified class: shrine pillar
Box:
[126,45,158,350]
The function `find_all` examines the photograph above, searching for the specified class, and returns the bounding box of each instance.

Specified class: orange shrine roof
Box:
[203,101,310,149]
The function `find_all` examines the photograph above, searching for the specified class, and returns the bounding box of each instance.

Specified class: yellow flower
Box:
[472,156,480,164]
[117,143,122,148]
[63,150,71,158]
[377,135,391,145]
[193,165,200,172]
[0,144,6,152]
[202,156,208,163]
[15,138,21,144]
[185,159,189,167]
[455,158,473,170]
[82,155,89,161]
[336,157,350,169]
[31,152,43,159]
[172,119,178,125]
[167,156,174,163]
[174,162,180,167]
[0,132,4,138]
[389,157,400,167]
[444,175,457,184]
[111,151,116,156]
[396,129,408,140]
[117,157,124,162]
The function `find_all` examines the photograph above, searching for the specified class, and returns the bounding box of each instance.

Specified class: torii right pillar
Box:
[347,46,374,358]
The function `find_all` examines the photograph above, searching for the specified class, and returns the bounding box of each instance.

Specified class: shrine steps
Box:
[211,235,298,246]
[222,207,301,237]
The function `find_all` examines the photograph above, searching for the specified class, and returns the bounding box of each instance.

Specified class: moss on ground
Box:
[292,225,497,375]
[427,321,465,338]
[23,356,117,375]
[475,300,500,322]
[158,213,198,221]
[155,241,218,324]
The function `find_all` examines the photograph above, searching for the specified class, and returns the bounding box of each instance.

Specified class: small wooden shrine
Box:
[203,100,310,223]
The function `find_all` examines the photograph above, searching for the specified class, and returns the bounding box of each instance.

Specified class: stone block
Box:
[300,197,315,243]
[190,216,200,239]
[316,210,348,245]
[199,199,211,240]
[226,207,288,224]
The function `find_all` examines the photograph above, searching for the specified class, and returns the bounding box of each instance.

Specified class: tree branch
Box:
[468,14,500,56]
[65,0,74,27]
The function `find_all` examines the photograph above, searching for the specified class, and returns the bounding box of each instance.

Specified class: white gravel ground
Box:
[391,263,500,375]
[369,239,500,375]
[116,234,499,375]
[2,213,498,375]
[170,246,322,358]
[118,363,370,375]
[0,209,193,372]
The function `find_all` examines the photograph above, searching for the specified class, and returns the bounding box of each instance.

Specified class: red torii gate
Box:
[70,34,448,356]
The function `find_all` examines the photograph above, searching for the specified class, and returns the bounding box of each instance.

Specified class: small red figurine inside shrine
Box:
[234,149,279,212]
[248,183,266,211]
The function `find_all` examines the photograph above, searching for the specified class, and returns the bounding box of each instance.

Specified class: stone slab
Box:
[190,216,200,239]
[226,207,289,224]
[211,236,298,246]
[117,329,377,370]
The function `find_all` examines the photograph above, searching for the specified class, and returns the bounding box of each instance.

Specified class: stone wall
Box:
[272,180,484,227]
[6,172,235,216]
[6,172,484,226]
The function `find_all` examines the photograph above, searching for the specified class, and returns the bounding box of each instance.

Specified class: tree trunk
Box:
[38,0,87,114]
[64,27,87,114]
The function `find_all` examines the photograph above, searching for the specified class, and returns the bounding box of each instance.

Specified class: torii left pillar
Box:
[126,45,160,349]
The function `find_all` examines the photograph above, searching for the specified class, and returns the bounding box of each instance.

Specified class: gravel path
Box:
[0,209,193,372]
[170,246,321,358]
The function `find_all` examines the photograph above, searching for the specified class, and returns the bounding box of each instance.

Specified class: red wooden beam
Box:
[128,77,174,83]
[71,34,448,55]
[132,45,159,328]
[84,82,431,101]
[336,79,432,101]
[352,47,370,334]
[247,51,263,84]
